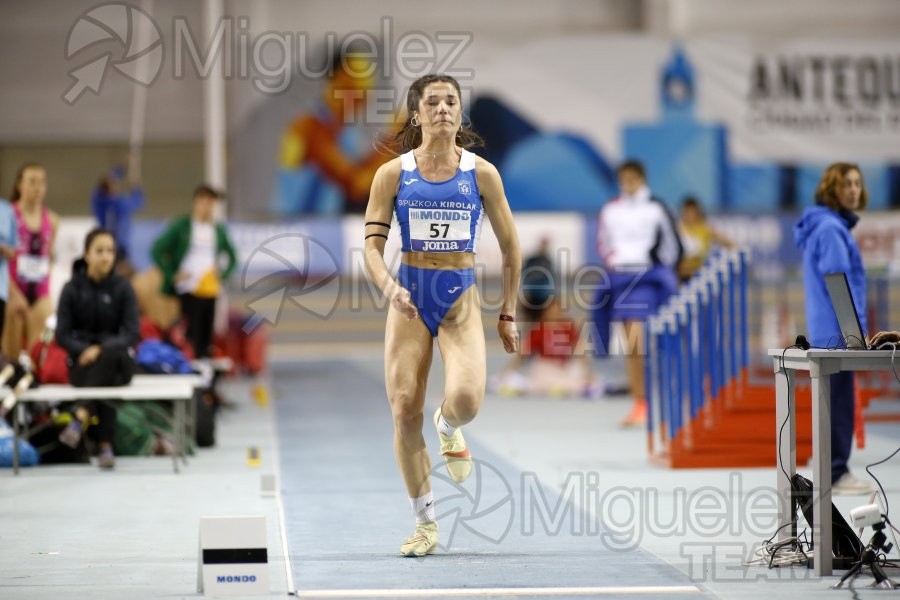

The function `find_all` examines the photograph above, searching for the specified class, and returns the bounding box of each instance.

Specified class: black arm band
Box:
[365,233,388,240]
[365,221,391,229]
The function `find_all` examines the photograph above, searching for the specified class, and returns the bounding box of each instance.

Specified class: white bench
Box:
[12,379,195,474]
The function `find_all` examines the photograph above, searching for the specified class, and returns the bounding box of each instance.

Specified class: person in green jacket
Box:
[151,185,237,358]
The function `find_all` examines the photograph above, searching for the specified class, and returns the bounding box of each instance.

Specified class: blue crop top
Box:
[394,149,484,253]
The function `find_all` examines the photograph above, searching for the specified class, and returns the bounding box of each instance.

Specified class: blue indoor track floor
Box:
[275,359,704,599]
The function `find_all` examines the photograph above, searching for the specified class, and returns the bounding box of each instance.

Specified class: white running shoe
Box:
[832,472,876,495]
[400,521,438,557]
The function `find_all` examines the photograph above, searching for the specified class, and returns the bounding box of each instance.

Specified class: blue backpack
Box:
[0,420,39,467]
[136,340,193,374]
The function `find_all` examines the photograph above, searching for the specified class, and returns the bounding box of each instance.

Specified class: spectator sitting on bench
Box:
[492,296,597,398]
[55,228,140,470]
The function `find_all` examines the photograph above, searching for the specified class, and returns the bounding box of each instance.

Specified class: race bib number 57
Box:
[409,209,470,252]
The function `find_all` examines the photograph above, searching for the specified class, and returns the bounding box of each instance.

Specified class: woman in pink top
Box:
[4,163,59,358]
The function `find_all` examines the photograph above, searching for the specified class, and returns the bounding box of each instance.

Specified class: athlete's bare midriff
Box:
[401,251,475,270]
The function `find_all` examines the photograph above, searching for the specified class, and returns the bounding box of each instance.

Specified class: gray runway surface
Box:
[2,357,898,599]
[0,377,291,599]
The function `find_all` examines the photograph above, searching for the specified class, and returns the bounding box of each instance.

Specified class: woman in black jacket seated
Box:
[56,228,140,469]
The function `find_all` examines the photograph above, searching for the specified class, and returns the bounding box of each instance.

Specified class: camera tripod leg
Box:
[870,563,896,589]
[833,559,864,589]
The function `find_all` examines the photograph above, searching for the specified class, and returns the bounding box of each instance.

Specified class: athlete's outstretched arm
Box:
[477,158,521,353]
[363,160,417,320]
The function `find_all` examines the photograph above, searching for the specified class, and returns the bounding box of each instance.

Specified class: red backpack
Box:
[29,337,69,384]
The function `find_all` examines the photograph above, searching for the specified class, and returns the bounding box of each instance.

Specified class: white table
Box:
[132,373,209,445]
[190,357,234,376]
[770,348,896,576]
[13,380,195,474]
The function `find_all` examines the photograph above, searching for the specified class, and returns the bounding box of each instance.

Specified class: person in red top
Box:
[495,297,595,397]
[3,163,59,359]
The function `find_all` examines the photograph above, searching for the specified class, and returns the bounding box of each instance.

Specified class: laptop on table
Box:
[823,272,874,350]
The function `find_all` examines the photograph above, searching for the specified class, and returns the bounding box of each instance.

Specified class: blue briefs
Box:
[606,265,678,321]
[397,264,477,336]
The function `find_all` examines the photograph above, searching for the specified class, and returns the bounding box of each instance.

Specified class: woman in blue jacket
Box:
[794,162,874,495]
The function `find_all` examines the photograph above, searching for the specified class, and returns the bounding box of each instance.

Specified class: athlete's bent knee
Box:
[444,388,480,424]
